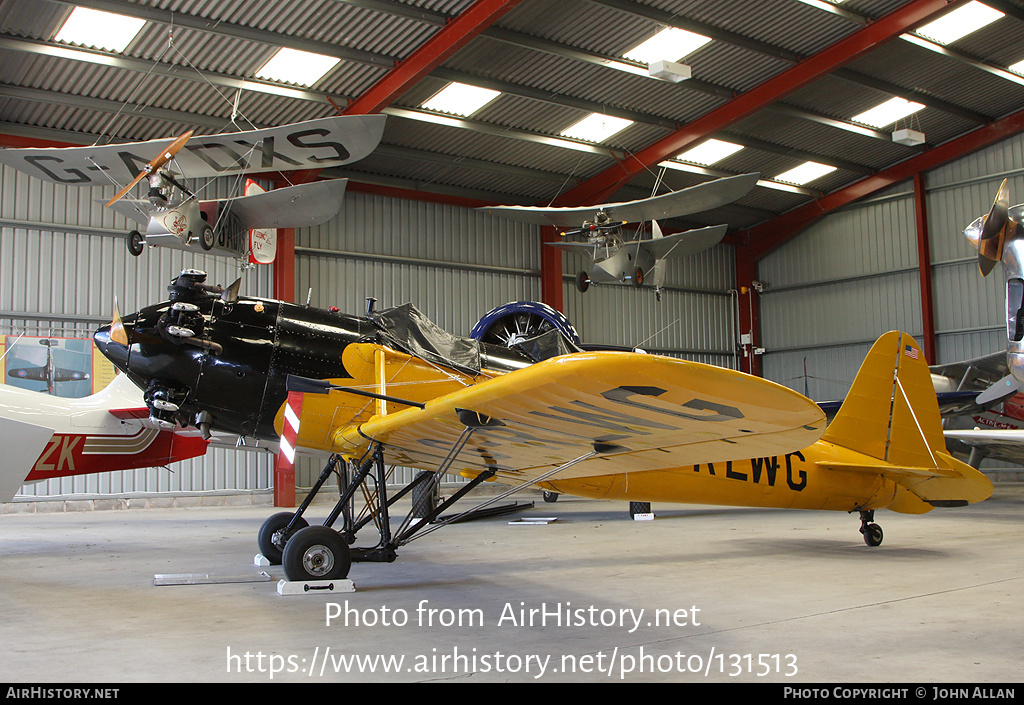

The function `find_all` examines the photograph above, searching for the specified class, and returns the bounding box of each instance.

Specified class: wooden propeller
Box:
[104,129,194,208]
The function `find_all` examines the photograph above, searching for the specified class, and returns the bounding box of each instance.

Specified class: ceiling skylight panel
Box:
[675,139,744,166]
[773,162,837,186]
[421,83,501,116]
[850,97,925,129]
[560,114,633,143]
[256,48,340,87]
[54,7,145,53]
[912,1,1003,45]
[623,27,712,64]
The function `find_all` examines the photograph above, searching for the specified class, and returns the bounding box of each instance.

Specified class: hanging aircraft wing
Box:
[478,173,759,228]
[943,428,1024,466]
[0,115,385,187]
[632,224,728,260]
[219,179,347,229]
[329,348,825,483]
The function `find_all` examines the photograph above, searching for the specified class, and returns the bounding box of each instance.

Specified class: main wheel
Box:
[257,512,308,565]
[282,526,352,581]
[543,491,559,503]
[127,230,144,257]
[861,523,883,547]
[632,267,644,287]
[199,225,215,251]
[575,271,591,293]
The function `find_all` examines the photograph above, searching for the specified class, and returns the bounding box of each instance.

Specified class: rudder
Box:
[821,331,944,466]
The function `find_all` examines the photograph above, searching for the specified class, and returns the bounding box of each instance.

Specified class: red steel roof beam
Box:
[343,0,525,116]
[553,0,968,207]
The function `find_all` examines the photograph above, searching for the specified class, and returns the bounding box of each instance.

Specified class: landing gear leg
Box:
[859,510,883,547]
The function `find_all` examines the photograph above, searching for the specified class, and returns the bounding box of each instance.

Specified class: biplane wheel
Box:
[199,226,215,251]
[632,267,644,287]
[543,491,559,503]
[257,512,309,565]
[282,526,352,581]
[127,230,144,257]
[861,523,884,547]
[575,271,590,293]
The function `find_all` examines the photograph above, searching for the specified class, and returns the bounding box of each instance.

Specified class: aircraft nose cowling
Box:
[93,324,130,372]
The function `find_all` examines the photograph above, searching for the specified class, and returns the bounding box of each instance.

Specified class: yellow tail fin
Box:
[822,331,943,465]
[822,331,991,510]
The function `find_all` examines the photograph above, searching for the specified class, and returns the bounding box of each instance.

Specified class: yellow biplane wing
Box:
[308,346,825,483]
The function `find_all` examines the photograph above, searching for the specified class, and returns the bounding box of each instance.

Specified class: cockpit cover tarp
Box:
[371,303,482,375]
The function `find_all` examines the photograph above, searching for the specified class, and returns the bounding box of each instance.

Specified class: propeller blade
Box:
[974,178,1019,275]
[220,277,242,304]
[110,299,129,346]
[105,129,194,208]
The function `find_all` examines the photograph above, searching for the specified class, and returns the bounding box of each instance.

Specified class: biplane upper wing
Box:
[0,115,385,187]
[331,350,825,482]
[478,173,759,228]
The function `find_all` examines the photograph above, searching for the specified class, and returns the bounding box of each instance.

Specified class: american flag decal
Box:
[904,345,919,359]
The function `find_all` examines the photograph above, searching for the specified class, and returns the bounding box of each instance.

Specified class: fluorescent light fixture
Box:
[773,162,837,186]
[256,48,340,86]
[623,27,711,64]
[54,6,145,53]
[421,82,500,116]
[560,114,633,143]
[676,139,744,166]
[851,97,925,129]
[913,1,1003,45]
[1009,59,1024,75]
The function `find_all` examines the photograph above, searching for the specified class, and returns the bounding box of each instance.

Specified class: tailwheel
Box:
[282,526,352,581]
[257,511,309,565]
[859,510,883,547]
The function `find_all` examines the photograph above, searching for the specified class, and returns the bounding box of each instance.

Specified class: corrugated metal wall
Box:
[757,131,1024,472]
[0,163,275,497]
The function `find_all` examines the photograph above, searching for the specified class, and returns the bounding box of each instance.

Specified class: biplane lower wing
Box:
[105,179,347,230]
[639,224,727,260]
[332,350,826,483]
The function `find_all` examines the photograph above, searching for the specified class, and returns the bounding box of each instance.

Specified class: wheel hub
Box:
[302,544,335,577]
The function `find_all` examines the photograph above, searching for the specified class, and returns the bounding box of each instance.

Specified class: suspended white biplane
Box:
[0,115,385,264]
[480,172,758,300]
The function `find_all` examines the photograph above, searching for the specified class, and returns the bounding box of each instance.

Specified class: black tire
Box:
[199,226,215,251]
[543,491,559,503]
[257,512,308,565]
[127,230,144,257]
[575,271,590,293]
[862,523,883,547]
[282,525,352,581]
[632,267,644,287]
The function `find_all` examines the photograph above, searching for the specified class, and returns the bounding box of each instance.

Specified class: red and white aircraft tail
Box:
[0,375,209,502]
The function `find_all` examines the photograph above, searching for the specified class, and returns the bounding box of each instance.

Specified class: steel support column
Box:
[914,173,937,364]
[540,226,564,312]
[735,254,762,377]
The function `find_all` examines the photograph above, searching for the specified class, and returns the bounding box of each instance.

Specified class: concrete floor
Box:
[2,484,1023,684]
